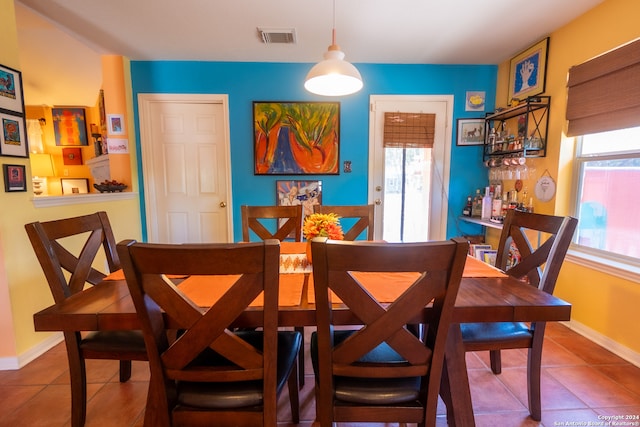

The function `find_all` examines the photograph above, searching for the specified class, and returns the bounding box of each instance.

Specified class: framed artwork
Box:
[52,107,89,146]
[61,178,89,194]
[0,111,29,157]
[254,101,339,175]
[465,91,486,112]
[107,114,125,135]
[62,147,83,165]
[0,64,24,114]
[276,180,322,217]
[456,118,485,146]
[3,164,26,192]
[508,37,549,103]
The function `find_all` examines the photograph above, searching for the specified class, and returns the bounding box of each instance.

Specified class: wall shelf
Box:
[459,216,503,230]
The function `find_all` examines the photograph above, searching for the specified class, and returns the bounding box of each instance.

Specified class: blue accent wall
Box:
[130,61,495,241]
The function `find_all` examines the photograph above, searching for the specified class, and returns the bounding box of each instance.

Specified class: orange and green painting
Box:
[254,102,339,175]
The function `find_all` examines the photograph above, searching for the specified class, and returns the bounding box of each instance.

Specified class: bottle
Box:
[471,189,482,217]
[501,192,509,220]
[491,184,502,222]
[462,196,473,217]
[481,187,492,220]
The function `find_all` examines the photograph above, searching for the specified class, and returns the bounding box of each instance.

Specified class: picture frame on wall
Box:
[254,101,340,175]
[508,37,549,103]
[107,114,125,135]
[0,64,25,115]
[0,111,29,158]
[276,180,322,217]
[456,118,485,146]
[52,107,89,146]
[61,178,89,194]
[3,164,27,192]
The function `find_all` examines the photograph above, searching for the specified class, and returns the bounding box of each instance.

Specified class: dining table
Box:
[33,241,571,427]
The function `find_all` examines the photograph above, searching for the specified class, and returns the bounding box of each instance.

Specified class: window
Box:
[573,126,640,265]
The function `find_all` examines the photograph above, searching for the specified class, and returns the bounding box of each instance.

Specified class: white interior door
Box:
[368,95,453,241]
[138,94,232,243]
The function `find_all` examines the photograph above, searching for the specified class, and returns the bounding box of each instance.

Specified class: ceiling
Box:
[14,0,603,106]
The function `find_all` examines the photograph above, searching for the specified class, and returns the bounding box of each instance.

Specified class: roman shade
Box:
[383,112,435,148]
[566,38,640,137]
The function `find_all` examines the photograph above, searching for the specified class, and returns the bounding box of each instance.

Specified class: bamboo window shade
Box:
[566,38,640,137]
[383,112,435,148]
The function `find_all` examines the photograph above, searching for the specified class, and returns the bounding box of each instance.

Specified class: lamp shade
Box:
[30,153,55,177]
[304,45,363,97]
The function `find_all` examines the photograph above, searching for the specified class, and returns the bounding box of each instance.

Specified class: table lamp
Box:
[30,153,55,196]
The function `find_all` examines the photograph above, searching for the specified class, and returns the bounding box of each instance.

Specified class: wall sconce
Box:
[30,153,55,196]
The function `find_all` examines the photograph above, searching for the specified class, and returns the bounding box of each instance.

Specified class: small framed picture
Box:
[107,114,125,135]
[61,178,89,195]
[456,118,485,146]
[0,111,29,158]
[0,63,25,114]
[508,38,549,103]
[3,164,27,192]
[276,180,322,217]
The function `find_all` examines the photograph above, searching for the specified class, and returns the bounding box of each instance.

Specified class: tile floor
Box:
[0,323,639,426]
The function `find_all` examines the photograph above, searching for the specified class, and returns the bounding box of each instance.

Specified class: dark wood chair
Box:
[313,204,375,240]
[240,205,303,242]
[310,237,469,427]
[117,239,301,427]
[461,210,578,421]
[25,212,147,427]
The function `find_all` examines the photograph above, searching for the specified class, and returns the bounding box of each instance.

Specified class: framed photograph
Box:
[0,64,24,114]
[456,118,485,146]
[3,164,26,192]
[508,37,549,103]
[107,114,125,135]
[0,111,29,157]
[254,101,339,175]
[62,147,83,165]
[276,180,322,217]
[61,178,89,195]
[52,107,89,146]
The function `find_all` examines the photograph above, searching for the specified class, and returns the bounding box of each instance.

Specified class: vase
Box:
[306,240,312,264]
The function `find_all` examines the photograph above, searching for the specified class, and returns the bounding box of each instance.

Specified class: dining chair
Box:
[117,239,301,427]
[310,237,469,427]
[25,211,147,427]
[313,204,375,240]
[240,204,303,242]
[240,203,306,388]
[460,209,578,421]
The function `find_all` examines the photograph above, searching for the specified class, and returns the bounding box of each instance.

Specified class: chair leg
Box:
[119,360,132,382]
[528,326,546,421]
[65,338,87,427]
[294,326,305,388]
[287,358,300,423]
[489,349,502,374]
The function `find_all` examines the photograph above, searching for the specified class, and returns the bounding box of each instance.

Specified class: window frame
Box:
[569,132,640,281]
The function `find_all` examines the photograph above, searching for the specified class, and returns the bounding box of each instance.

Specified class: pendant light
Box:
[304,0,363,96]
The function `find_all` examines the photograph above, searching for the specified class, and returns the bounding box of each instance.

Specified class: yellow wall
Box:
[1,0,142,364]
[493,0,640,355]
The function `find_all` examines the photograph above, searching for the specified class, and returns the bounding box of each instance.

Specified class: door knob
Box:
[219,202,227,208]
[374,199,381,205]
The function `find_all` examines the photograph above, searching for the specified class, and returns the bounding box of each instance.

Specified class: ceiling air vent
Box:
[258,28,296,44]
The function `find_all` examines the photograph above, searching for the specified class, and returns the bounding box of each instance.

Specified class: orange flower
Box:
[303,213,344,240]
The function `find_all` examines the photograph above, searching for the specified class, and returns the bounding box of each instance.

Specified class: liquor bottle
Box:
[481,187,492,220]
[491,184,502,222]
[462,196,473,217]
[471,189,482,217]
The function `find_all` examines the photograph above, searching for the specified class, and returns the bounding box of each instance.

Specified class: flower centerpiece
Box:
[303,212,344,262]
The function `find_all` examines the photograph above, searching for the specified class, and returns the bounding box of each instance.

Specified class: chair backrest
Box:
[25,211,120,303]
[311,236,469,422]
[496,210,578,293]
[117,239,281,424]
[313,204,375,240]
[241,205,303,242]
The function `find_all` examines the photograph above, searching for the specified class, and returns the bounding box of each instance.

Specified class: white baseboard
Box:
[562,320,640,368]
[0,333,63,371]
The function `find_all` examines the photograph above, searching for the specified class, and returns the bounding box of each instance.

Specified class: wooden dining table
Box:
[33,241,571,427]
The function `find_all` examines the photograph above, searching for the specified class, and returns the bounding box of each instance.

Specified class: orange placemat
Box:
[178,273,305,307]
[307,256,507,304]
[281,241,307,255]
[103,269,188,281]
